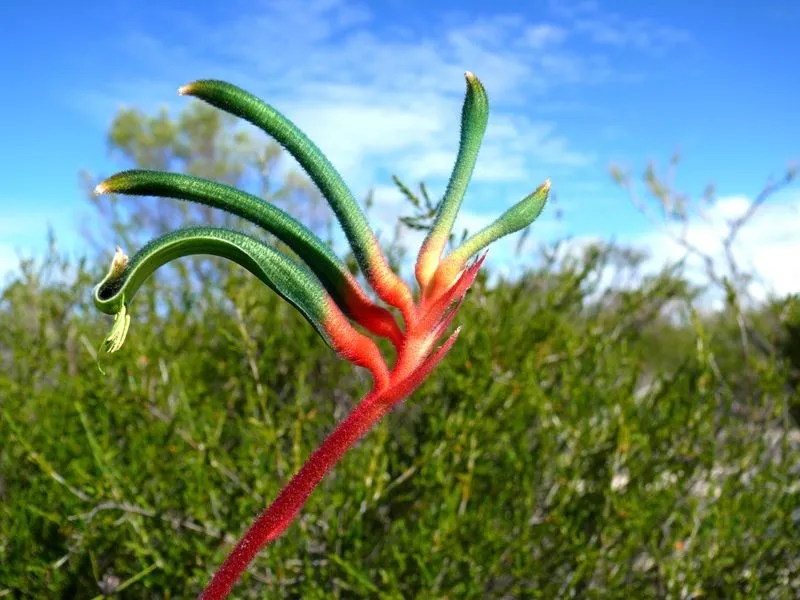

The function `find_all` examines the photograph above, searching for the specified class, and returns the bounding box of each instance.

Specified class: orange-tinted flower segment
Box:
[339,271,404,347]
[361,231,416,321]
[415,228,452,294]
[416,72,488,291]
[321,297,390,389]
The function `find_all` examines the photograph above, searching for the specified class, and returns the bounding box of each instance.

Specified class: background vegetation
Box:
[1,102,798,599]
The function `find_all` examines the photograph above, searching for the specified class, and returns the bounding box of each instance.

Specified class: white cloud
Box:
[505,188,800,308]
[523,24,569,48]
[549,0,691,55]
[635,191,800,301]
[574,17,690,53]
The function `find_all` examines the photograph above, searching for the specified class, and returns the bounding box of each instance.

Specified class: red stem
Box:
[199,389,387,600]
[200,265,472,598]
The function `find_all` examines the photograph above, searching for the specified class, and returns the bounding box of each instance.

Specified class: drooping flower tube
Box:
[96,171,404,347]
[91,70,550,600]
[93,227,390,387]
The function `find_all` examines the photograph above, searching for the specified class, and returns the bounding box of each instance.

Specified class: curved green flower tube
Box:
[425,180,550,298]
[455,179,549,258]
[97,170,403,346]
[94,226,329,337]
[94,226,389,385]
[178,80,414,318]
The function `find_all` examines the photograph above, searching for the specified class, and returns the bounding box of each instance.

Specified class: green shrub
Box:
[1,241,797,598]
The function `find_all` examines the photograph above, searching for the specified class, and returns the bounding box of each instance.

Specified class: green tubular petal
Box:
[94,226,335,349]
[96,170,398,338]
[416,72,489,285]
[446,179,550,267]
[177,80,385,284]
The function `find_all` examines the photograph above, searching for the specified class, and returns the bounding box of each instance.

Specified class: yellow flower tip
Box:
[103,304,131,354]
[110,246,129,278]
[542,178,552,192]
[94,181,109,196]
[465,71,477,82]
[177,83,194,96]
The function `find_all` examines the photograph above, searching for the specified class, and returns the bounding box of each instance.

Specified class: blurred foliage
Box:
[1,102,799,599]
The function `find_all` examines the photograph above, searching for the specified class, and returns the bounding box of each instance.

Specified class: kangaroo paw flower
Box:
[90,70,548,600]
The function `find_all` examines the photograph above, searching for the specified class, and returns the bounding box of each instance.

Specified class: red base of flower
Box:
[199,263,477,599]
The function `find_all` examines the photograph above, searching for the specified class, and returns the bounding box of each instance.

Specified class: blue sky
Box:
[1,0,798,295]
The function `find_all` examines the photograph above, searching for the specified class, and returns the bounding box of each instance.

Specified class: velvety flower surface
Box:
[93,71,549,599]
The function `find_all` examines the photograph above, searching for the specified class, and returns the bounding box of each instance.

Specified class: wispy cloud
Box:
[522,186,800,308]
[523,23,570,48]
[4,0,797,304]
[548,0,691,55]
[48,0,705,284]
[66,0,694,263]
[636,190,800,301]
[74,0,689,190]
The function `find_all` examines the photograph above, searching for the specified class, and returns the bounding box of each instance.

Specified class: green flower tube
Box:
[94,226,388,385]
[415,72,489,290]
[96,170,403,345]
[430,180,550,296]
[178,80,414,318]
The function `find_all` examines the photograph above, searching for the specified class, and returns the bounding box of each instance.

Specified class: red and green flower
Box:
[93,71,549,599]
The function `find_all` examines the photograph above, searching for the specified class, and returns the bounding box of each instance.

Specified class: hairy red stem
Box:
[200,265,474,599]
[199,389,387,599]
